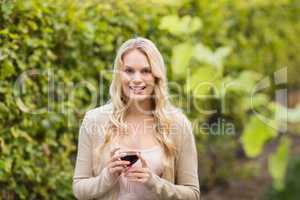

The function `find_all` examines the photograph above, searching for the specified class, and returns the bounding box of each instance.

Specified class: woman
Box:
[72,37,200,200]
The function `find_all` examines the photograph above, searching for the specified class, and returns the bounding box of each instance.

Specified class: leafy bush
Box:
[0,0,168,199]
[0,0,299,199]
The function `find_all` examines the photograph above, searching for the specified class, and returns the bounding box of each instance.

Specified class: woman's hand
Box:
[124,152,153,183]
[107,147,130,180]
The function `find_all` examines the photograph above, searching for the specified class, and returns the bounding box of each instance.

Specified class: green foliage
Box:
[193,44,231,70]
[0,0,168,198]
[268,137,291,191]
[264,155,300,200]
[241,116,277,157]
[159,15,202,36]
[1,0,299,198]
[156,0,299,190]
[171,42,193,77]
[186,66,218,96]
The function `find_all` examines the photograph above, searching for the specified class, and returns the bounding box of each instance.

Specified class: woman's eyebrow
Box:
[141,66,151,70]
[124,65,150,69]
[124,65,134,69]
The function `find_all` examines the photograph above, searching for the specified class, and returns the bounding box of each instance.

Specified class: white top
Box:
[73,102,200,200]
[117,146,163,200]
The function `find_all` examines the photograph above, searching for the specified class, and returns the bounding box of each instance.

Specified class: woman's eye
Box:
[141,69,151,74]
[125,68,134,73]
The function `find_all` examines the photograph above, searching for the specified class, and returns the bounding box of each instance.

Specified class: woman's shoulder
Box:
[163,105,193,141]
[82,102,113,125]
[79,103,113,137]
[165,105,191,126]
[86,102,113,117]
[165,106,194,151]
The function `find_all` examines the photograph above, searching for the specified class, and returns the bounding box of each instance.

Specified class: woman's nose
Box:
[132,72,142,82]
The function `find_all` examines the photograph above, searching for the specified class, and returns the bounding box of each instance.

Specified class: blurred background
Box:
[0,0,300,199]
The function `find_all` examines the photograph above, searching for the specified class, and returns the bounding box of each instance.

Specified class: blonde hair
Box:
[95,37,177,173]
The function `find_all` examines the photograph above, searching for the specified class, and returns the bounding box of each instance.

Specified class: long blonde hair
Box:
[95,37,177,172]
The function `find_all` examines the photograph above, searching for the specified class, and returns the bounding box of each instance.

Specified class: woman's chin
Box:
[130,96,147,102]
[128,94,150,102]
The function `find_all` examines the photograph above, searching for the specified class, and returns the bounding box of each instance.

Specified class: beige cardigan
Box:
[72,103,200,200]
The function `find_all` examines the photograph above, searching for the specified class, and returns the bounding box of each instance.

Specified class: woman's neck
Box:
[125,100,154,119]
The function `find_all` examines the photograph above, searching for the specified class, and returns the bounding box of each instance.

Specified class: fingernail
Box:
[120,152,127,157]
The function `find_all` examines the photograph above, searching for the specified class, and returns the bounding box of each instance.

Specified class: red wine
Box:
[120,154,139,166]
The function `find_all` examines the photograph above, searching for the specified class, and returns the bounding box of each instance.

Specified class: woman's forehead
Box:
[122,49,150,65]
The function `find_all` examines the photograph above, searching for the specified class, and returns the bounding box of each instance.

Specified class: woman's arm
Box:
[145,114,200,200]
[72,113,117,200]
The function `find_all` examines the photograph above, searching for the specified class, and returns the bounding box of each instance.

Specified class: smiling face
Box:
[120,49,156,103]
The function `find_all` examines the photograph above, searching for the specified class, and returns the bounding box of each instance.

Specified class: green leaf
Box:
[0,158,12,173]
[159,15,180,34]
[0,59,16,79]
[0,102,9,115]
[241,116,277,157]
[214,46,232,68]
[268,137,290,191]
[159,15,202,35]
[171,42,193,78]
[10,127,34,142]
[193,44,231,69]
[1,1,14,18]
[227,70,262,94]
[193,43,214,64]
[186,66,219,96]
[250,93,269,108]
[189,17,202,33]
[151,0,189,7]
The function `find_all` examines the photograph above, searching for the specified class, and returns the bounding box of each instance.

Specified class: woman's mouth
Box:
[129,86,146,94]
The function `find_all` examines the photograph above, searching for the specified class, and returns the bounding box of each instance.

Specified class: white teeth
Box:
[129,86,146,90]
[129,86,146,93]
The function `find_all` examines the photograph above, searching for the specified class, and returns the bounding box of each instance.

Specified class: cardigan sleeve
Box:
[72,112,117,200]
[145,113,200,200]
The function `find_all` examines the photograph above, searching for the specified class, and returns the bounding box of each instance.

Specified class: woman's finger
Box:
[109,152,127,162]
[108,160,130,168]
[126,167,149,173]
[125,172,149,179]
[110,147,120,157]
[110,166,125,174]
